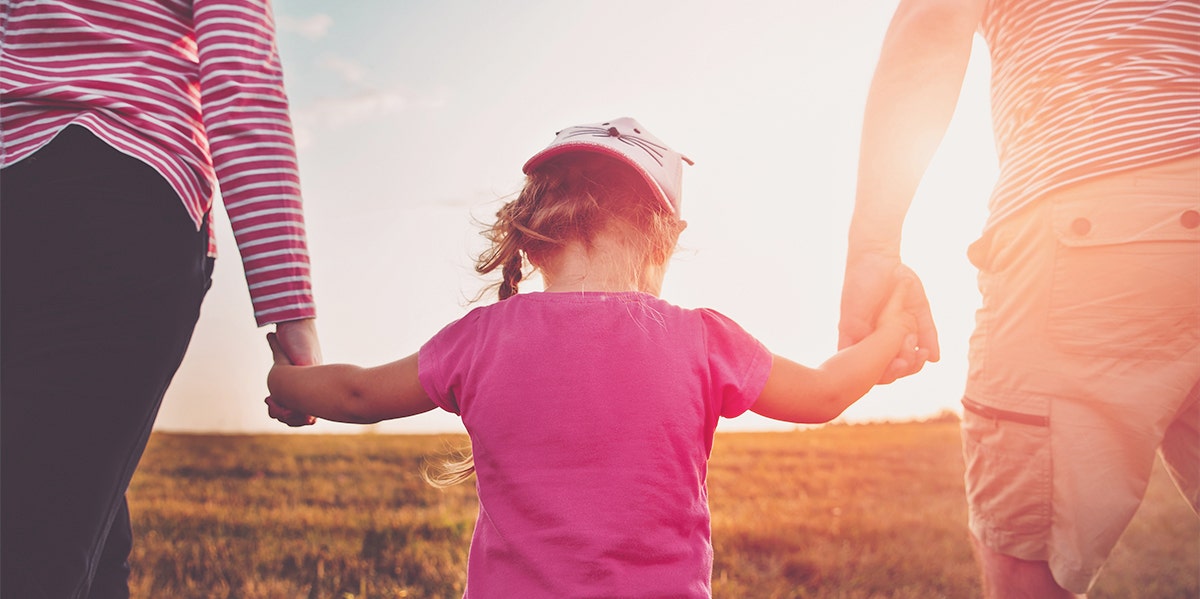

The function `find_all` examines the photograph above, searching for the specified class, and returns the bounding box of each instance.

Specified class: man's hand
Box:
[265,319,321,427]
[839,253,939,383]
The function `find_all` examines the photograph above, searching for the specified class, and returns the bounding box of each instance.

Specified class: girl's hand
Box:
[265,333,317,427]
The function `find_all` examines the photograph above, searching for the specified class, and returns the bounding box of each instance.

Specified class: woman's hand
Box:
[265,331,317,427]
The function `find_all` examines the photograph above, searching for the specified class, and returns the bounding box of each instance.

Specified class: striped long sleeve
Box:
[0,0,315,326]
[195,0,314,324]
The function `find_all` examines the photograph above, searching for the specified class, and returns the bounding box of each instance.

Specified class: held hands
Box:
[265,319,320,427]
[839,252,939,383]
[875,275,922,379]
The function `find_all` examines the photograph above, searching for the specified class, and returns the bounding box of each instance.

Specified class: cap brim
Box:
[522,143,676,214]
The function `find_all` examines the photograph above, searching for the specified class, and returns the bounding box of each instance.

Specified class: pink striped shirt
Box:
[0,0,315,326]
[979,0,1200,230]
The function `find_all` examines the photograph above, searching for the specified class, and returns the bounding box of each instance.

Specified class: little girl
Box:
[266,117,919,597]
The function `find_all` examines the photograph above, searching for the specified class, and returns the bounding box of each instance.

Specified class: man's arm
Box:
[840,0,987,380]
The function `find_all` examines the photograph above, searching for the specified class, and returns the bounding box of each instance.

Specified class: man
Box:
[839,0,1199,596]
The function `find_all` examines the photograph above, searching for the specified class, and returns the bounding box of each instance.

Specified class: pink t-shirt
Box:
[418,291,772,598]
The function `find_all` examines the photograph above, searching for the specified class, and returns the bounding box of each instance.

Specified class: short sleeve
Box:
[699,308,773,419]
[417,311,483,416]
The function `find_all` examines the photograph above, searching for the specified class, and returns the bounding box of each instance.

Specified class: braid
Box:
[499,252,523,300]
[475,198,529,301]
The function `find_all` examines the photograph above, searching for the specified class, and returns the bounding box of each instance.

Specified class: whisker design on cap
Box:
[523,117,692,214]
[556,126,672,166]
[620,136,669,167]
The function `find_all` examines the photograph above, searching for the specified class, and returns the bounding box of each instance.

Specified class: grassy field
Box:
[128,420,1199,598]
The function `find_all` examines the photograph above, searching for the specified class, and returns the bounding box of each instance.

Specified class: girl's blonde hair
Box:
[422,153,685,488]
[478,153,684,300]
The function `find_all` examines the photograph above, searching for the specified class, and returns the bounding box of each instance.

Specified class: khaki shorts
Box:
[961,156,1200,593]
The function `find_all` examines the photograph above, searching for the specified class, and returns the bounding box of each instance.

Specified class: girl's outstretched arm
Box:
[751,278,919,424]
[266,334,436,425]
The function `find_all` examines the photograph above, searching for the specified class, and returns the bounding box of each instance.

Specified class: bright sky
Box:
[156,1,998,434]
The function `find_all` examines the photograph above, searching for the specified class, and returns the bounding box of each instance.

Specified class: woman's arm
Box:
[752,279,918,424]
[266,334,437,425]
[195,0,317,326]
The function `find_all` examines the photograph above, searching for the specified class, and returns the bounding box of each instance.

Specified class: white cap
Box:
[522,117,693,214]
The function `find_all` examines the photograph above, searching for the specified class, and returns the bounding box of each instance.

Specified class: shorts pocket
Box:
[961,397,1052,537]
[1048,196,1200,359]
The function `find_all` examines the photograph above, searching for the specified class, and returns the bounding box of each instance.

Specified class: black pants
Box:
[1,126,213,598]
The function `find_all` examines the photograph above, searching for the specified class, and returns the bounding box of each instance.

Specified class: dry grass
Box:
[128,421,1198,598]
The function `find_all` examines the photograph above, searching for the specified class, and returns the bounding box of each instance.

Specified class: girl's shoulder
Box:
[431,292,753,340]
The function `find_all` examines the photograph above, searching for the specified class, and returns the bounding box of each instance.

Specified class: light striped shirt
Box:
[980,0,1200,228]
[0,0,315,326]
